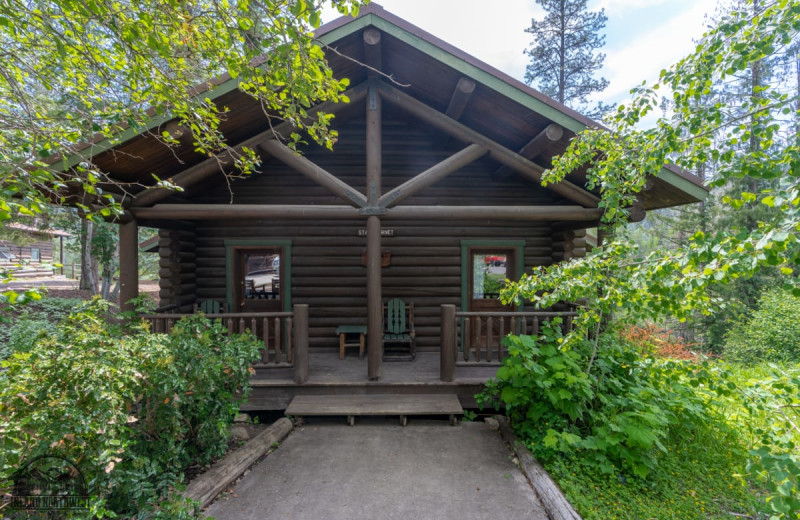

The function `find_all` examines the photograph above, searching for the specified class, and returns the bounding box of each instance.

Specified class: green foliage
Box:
[0,296,85,359]
[725,288,800,364]
[730,363,800,519]
[0,0,366,222]
[478,322,728,479]
[0,299,262,517]
[545,423,758,519]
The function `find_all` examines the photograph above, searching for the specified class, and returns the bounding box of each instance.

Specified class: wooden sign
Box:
[357,229,395,237]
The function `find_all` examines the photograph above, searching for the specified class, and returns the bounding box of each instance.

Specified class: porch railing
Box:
[439,305,578,381]
[141,304,310,384]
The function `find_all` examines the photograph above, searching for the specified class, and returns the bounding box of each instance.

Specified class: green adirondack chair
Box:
[194,300,226,314]
[383,298,416,361]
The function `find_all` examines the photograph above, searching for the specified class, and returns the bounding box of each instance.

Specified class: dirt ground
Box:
[4,275,160,303]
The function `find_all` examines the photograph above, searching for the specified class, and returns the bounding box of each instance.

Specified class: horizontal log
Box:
[388,206,603,221]
[159,267,196,279]
[182,417,293,508]
[157,238,196,251]
[133,204,603,221]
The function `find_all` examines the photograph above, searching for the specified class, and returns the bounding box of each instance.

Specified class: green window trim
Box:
[225,239,292,312]
[460,239,525,312]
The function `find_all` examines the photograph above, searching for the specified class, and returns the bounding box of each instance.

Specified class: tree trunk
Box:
[102,239,120,301]
[79,219,97,293]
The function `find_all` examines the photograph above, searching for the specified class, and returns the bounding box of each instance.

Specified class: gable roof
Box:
[76,3,707,212]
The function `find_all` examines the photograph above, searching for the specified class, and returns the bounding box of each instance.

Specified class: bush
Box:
[0,296,85,359]
[0,299,262,517]
[478,319,730,478]
[724,289,800,364]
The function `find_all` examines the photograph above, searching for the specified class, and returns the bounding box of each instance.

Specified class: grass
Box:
[539,360,800,520]
[545,423,759,519]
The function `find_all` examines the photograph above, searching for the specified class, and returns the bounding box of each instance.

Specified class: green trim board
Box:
[459,239,525,312]
[658,168,709,202]
[225,239,292,313]
[363,15,587,134]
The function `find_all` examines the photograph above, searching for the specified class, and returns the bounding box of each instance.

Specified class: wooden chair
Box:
[194,300,227,314]
[382,298,416,361]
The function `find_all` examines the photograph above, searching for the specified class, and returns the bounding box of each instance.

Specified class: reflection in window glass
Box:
[472,253,508,299]
[244,253,280,300]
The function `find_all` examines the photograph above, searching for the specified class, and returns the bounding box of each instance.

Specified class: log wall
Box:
[0,238,54,263]
[159,117,591,350]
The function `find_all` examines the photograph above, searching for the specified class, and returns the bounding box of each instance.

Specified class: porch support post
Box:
[440,304,456,382]
[366,85,382,380]
[293,304,309,384]
[119,219,139,312]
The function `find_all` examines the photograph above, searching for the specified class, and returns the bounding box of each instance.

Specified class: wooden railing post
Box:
[440,304,456,382]
[293,304,309,384]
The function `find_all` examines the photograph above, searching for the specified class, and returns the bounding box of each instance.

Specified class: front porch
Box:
[143,306,576,410]
[246,350,496,411]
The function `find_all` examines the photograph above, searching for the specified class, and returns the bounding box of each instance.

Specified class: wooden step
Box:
[285,394,463,426]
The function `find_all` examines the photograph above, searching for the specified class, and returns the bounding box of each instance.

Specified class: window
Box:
[30,248,40,262]
[0,247,13,262]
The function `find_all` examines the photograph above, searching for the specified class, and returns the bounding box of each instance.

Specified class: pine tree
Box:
[523,0,611,118]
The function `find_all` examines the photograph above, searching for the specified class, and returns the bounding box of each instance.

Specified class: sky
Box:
[321,0,722,114]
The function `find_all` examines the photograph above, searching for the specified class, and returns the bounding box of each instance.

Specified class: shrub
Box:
[0,296,86,359]
[724,289,800,364]
[0,299,262,517]
[478,319,730,478]
[619,323,700,361]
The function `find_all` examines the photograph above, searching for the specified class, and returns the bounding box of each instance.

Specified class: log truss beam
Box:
[378,143,487,208]
[376,82,599,208]
[131,85,369,208]
[259,139,367,208]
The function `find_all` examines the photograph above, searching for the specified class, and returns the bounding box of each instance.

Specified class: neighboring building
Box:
[0,222,70,266]
[61,4,707,408]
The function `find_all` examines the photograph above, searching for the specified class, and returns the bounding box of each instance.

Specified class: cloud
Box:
[598,0,718,104]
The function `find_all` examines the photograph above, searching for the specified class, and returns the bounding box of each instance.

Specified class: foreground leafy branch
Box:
[0,0,365,220]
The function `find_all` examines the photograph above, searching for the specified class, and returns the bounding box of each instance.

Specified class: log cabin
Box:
[65,4,707,411]
[0,222,69,271]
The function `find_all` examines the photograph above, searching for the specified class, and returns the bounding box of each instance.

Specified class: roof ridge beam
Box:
[378,143,487,208]
[492,123,563,179]
[363,28,382,77]
[260,139,368,208]
[376,82,599,208]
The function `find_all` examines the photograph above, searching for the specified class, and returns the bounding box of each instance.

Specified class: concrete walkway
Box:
[204,418,548,520]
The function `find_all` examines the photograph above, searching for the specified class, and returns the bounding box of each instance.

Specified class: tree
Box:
[0,0,364,223]
[504,1,799,513]
[523,0,611,118]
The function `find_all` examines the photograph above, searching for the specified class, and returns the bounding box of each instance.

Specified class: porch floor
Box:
[245,352,500,411]
[252,351,499,384]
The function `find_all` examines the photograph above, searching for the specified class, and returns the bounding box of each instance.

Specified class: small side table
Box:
[335,325,367,359]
